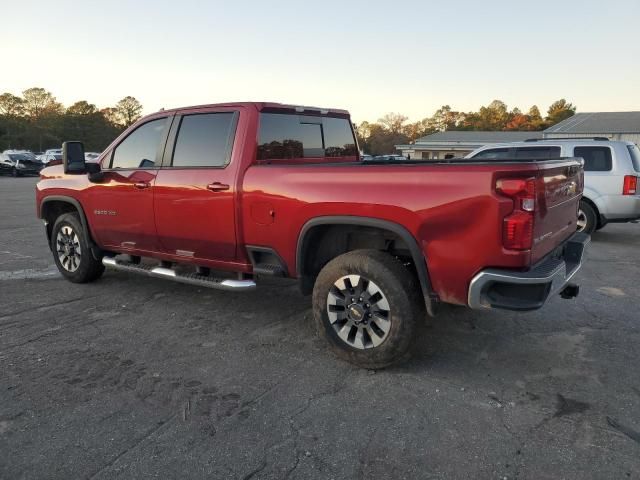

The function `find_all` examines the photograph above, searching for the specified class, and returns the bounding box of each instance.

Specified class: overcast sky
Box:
[3,0,639,122]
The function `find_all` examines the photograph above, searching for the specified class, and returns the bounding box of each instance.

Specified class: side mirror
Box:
[63,141,86,174]
[86,162,104,183]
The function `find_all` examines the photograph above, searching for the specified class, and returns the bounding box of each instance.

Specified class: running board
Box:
[102,257,256,291]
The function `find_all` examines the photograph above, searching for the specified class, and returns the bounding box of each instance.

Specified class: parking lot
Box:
[0,176,639,479]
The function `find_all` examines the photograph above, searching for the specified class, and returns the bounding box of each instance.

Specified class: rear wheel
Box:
[51,213,104,283]
[577,201,597,234]
[312,249,420,369]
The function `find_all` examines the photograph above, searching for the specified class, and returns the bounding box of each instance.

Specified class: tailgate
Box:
[531,159,584,264]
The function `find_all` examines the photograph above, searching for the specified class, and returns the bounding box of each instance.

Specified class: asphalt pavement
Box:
[1,176,639,479]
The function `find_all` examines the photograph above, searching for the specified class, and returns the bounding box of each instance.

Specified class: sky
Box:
[2,0,639,123]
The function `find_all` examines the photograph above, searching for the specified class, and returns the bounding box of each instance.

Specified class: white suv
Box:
[467,138,640,233]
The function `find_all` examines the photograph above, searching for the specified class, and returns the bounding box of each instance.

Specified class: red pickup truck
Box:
[36,102,589,368]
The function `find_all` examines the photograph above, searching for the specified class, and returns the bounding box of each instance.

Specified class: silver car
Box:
[466,138,640,233]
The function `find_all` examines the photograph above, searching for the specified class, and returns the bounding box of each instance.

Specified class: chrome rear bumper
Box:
[468,232,590,311]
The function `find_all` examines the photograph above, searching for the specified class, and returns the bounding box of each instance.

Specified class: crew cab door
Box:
[85,115,172,252]
[153,108,240,262]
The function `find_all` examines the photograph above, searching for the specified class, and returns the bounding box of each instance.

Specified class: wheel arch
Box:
[296,216,437,316]
[40,196,97,252]
[580,196,603,228]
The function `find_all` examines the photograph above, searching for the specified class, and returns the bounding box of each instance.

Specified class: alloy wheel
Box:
[326,274,391,349]
[56,225,82,272]
[577,209,587,232]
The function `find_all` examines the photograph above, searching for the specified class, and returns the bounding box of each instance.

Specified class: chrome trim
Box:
[468,236,590,310]
[150,267,177,277]
[102,258,256,291]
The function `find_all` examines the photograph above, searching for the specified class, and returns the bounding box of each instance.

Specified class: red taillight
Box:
[496,177,536,250]
[623,175,637,195]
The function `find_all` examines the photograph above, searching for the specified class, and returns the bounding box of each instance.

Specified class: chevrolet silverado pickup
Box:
[36,102,589,368]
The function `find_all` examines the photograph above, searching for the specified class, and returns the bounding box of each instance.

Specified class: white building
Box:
[396,111,640,160]
[543,111,640,145]
[396,131,542,160]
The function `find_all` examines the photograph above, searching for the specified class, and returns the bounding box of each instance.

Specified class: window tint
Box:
[172,113,237,167]
[111,118,167,169]
[574,146,612,171]
[472,148,511,160]
[627,145,640,172]
[257,113,357,160]
[513,146,561,159]
[322,117,358,157]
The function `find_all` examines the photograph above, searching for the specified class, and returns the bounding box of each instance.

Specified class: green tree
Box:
[67,101,98,115]
[546,99,576,125]
[22,87,63,118]
[429,105,465,131]
[114,96,143,127]
[0,93,25,117]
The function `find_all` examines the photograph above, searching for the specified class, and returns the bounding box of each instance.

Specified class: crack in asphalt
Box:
[0,296,100,322]
[87,412,178,480]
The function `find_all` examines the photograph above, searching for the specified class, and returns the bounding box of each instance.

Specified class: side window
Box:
[111,118,168,169]
[513,146,561,159]
[574,146,612,171]
[472,148,511,159]
[627,144,640,172]
[172,113,237,167]
[257,113,357,160]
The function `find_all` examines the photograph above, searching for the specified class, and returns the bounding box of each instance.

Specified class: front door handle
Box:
[134,181,151,189]
[207,182,230,192]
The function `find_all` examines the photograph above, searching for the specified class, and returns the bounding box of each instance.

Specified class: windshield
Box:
[628,145,640,172]
[8,154,29,161]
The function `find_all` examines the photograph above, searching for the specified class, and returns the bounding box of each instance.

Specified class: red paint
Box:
[36,102,583,306]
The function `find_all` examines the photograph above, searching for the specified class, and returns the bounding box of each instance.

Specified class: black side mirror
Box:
[63,141,86,174]
[86,162,104,183]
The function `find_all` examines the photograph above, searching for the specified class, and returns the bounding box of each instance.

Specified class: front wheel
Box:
[312,249,420,369]
[51,213,105,283]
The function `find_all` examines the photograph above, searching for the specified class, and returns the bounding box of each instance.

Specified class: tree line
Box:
[0,90,577,156]
[356,99,577,155]
[0,87,144,152]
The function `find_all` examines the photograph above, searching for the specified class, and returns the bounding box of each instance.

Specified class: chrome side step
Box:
[102,257,256,291]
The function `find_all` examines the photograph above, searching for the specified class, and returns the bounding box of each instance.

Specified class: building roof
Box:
[544,112,640,134]
[412,131,543,145]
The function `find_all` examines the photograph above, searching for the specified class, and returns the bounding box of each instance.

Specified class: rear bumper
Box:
[468,232,590,311]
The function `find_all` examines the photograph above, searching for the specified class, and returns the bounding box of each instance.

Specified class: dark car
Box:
[0,153,44,176]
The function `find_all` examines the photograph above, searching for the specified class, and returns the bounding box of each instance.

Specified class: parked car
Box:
[36,102,588,368]
[0,152,44,176]
[84,152,101,161]
[42,152,63,166]
[466,138,640,233]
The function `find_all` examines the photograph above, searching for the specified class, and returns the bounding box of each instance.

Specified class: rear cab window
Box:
[573,146,612,172]
[257,112,358,163]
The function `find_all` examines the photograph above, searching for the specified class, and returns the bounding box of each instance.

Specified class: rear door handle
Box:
[134,181,151,189]
[207,182,230,192]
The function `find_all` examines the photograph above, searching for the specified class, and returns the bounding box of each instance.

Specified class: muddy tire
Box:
[312,249,420,369]
[51,213,104,283]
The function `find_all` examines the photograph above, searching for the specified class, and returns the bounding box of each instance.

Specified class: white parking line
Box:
[0,266,60,281]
